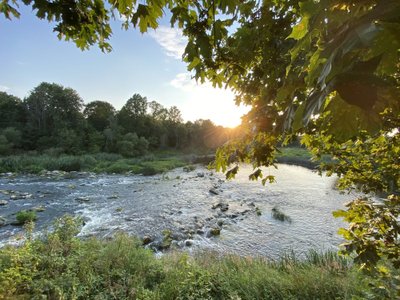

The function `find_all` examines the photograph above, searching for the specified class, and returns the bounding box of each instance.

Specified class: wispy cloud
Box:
[170,73,198,91]
[0,85,10,92]
[149,26,187,59]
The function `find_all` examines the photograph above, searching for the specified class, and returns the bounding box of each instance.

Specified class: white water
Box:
[0,164,355,257]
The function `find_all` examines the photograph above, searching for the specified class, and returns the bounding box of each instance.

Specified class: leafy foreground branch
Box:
[0,216,369,300]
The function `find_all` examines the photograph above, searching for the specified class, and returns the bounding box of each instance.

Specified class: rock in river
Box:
[207,227,221,237]
[209,187,220,195]
[75,196,90,202]
[212,202,229,211]
[142,235,153,245]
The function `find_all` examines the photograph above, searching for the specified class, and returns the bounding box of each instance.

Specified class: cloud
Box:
[170,73,198,91]
[0,85,10,92]
[170,73,249,127]
[149,26,187,59]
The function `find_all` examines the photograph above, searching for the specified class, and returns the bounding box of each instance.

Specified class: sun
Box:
[172,73,250,128]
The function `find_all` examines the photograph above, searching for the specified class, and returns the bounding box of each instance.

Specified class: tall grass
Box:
[0,216,369,299]
[0,152,187,175]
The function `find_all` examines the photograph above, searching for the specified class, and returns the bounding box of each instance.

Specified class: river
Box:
[0,164,356,258]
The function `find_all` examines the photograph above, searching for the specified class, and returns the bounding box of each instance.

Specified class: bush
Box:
[93,152,123,162]
[183,164,196,172]
[140,166,158,176]
[47,156,82,172]
[43,147,65,157]
[117,133,149,157]
[105,162,132,173]
[0,135,12,156]
[271,206,292,223]
[16,210,37,225]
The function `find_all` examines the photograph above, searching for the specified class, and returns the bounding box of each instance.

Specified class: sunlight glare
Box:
[171,73,249,128]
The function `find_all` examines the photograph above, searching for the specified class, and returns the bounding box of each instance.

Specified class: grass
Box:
[271,206,292,223]
[15,210,38,225]
[0,147,329,175]
[0,216,370,300]
[0,151,188,175]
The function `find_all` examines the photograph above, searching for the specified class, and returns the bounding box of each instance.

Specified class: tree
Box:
[117,93,148,135]
[24,82,84,149]
[0,92,25,130]
[167,106,183,124]
[148,100,168,121]
[117,132,149,157]
[84,100,116,132]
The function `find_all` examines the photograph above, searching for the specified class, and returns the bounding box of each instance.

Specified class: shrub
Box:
[0,135,12,155]
[117,133,149,157]
[105,162,132,173]
[93,152,123,161]
[183,164,196,172]
[140,166,158,176]
[16,210,37,225]
[271,206,292,223]
[43,147,65,157]
[57,156,82,172]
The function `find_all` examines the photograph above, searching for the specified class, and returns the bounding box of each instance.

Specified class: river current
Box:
[0,164,356,258]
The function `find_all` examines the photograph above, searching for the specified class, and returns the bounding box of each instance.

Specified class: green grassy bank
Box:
[0,152,189,175]
[0,217,369,300]
[0,147,322,175]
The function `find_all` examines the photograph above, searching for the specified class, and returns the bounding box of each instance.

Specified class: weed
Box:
[15,210,37,225]
[271,206,292,223]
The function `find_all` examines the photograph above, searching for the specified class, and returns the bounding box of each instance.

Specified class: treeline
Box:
[0,82,241,157]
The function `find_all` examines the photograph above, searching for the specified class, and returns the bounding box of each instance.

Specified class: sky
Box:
[0,5,249,128]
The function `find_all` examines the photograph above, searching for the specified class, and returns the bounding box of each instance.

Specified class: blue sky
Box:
[0,5,248,127]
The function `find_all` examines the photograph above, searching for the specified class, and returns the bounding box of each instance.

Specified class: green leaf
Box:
[332,209,347,218]
[225,165,239,179]
[187,57,201,70]
[249,168,262,181]
[288,16,309,40]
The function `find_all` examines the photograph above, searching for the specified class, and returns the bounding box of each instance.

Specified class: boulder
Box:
[207,227,221,237]
[209,188,220,195]
[0,200,8,206]
[10,192,33,200]
[75,196,90,202]
[211,202,229,211]
[33,206,46,212]
[142,235,153,245]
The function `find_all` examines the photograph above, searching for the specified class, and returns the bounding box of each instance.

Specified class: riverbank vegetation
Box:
[0,147,317,175]
[0,86,241,158]
[0,152,190,175]
[0,217,369,300]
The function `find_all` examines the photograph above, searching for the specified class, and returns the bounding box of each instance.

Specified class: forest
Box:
[0,82,240,157]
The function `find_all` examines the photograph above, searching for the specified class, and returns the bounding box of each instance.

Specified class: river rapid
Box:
[0,164,356,258]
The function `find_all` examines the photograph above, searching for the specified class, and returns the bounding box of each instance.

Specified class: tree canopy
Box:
[0,83,238,156]
[2,0,400,296]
